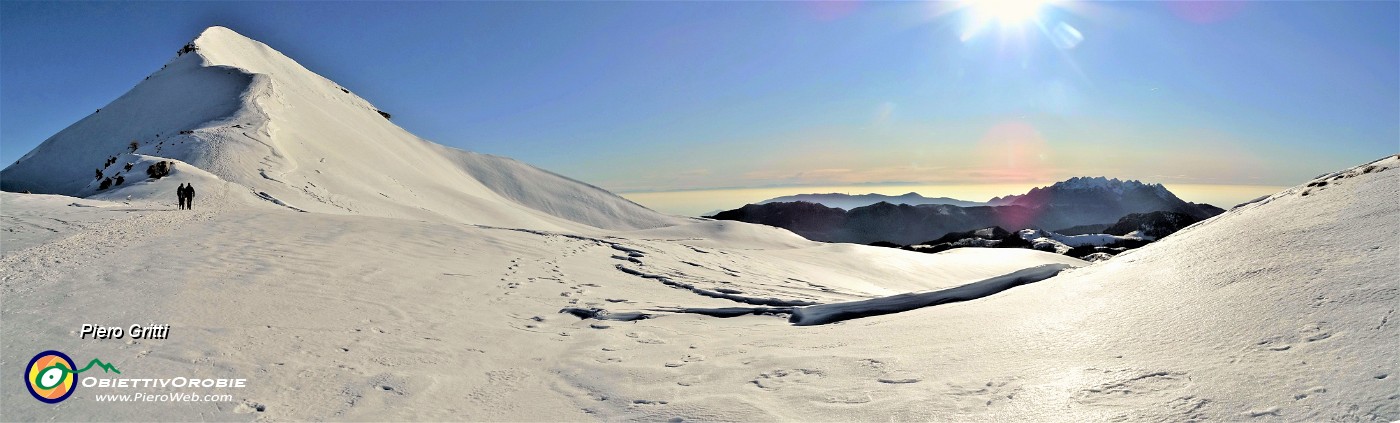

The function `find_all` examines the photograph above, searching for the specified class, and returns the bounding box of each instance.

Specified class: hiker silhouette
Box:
[176,183,196,210]
[185,183,196,210]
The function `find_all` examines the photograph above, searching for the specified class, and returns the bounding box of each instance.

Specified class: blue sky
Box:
[3,1,1397,202]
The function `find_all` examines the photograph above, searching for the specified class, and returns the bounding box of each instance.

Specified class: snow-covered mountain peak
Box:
[2,26,681,232]
[1030,176,1179,202]
[179,26,371,111]
[191,26,264,56]
[187,26,294,74]
[980,175,1217,222]
[1053,176,1147,192]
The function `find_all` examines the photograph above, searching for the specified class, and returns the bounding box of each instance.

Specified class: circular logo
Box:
[26,350,77,403]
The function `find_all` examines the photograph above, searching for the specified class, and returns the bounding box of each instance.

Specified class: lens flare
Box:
[956,0,1084,49]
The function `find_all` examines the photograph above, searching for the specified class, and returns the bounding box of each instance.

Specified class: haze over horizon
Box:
[2,1,1395,215]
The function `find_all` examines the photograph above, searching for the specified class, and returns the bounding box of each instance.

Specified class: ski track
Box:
[1,183,233,296]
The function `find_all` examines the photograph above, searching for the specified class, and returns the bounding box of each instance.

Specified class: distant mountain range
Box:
[757,192,984,209]
[986,176,1222,225]
[709,177,1224,244]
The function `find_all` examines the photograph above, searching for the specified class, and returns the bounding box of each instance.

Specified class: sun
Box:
[966,0,1048,27]
[957,0,1047,41]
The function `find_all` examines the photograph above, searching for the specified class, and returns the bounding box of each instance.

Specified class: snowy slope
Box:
[1,27,679,231]
[3,156,1394,421]
[552,155,1399,421]
[976,154,1400,420]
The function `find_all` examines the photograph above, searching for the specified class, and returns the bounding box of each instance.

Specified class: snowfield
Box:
[1,27,1396,422]
[0,189,1092,421]
[1016,228,1146,254]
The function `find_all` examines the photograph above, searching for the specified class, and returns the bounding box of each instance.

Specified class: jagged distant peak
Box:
[1052,176,1159,190]
[985,175,1191,207]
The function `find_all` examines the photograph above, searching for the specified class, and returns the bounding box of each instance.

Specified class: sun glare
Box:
[967,0,1048,26]
[957,0,1060,42]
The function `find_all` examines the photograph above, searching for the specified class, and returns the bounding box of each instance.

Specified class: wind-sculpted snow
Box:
[559,307,653,321]
[788,264,1075,325]
[254,191,306,212]
[653,306,794,318]
[612,263,820,307]
[576,263,1077,325]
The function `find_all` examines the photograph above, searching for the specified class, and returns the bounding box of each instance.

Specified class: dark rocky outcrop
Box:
[917,226,1012,246]
[1103,211,1206,239]
[708,201,847,240]
[1053,223,1112,235]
